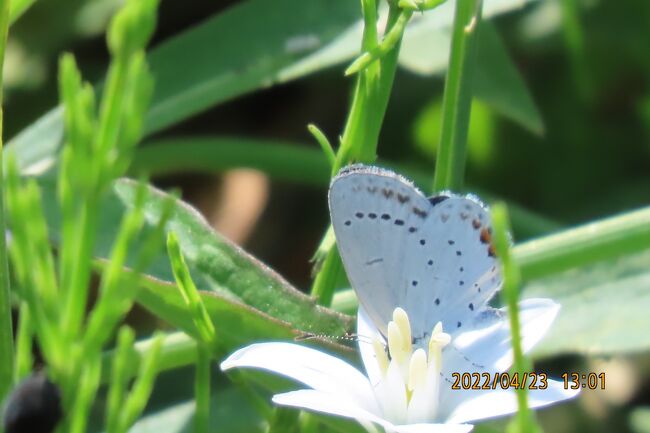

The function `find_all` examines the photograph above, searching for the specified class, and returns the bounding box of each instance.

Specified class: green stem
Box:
[14,302,32,381]
[194,344,211,433]
[432,0,483,192]
[492,204,542,433]
[167,232,216,344]
[345,10,413,76]
[311,4,404,304]
[106,327,135,433]
[310,247,344,306]
[492,205,529,422]
[100,331,197,384]
[0,0,13,406]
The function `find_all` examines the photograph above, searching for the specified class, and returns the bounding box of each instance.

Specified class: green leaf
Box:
[6,0,360,174]
[35,176,353,352]
[130,137,331,187]
[142,0,359,134]
[526,249,650,357]
[6,107,63,174]
[473,22,544,135]
[7,0,538,174]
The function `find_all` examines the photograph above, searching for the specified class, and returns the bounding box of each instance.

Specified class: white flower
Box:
[221,299,578,433]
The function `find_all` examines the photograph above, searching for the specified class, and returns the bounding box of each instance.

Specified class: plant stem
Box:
[311,4,403,304]
[491,204,528,422]
[194,344,211,433]
[14,303,32,381]
[100,331,197,383]
[492,204,540,433]
[0,0,14,406]
[432,0,483,192]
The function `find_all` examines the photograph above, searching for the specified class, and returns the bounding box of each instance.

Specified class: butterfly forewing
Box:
[329,165,501,343]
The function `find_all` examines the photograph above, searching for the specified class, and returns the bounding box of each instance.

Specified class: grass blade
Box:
[0,0,14,405]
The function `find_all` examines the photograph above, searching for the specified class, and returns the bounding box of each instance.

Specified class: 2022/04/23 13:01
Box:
[561,372,606,390]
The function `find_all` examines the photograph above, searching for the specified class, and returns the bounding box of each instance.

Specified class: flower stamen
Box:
[374,309,452,424]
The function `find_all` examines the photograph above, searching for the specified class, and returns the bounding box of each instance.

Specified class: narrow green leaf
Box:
[516,205,650,281]
[166,231,216,345]
[0,0,13,405]
[8,0,36,24]
[131,138,331,186]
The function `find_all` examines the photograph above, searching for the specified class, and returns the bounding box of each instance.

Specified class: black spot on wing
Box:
[428,196,449,207]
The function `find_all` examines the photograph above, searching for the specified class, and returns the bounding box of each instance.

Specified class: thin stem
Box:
[14,303,32,381]
[119,332,164,432]
[311,4,404,304]
[345,10,413,76]
[100,331,197,384]
[106,327,135,433]
[194,344,211,433]
[167,231,216,344]
[310,247,344,306]
[307,124,335,168]
[492,204,541,433]
[432,0,483,192]
[0,0,13,405]
[492,205,528,420]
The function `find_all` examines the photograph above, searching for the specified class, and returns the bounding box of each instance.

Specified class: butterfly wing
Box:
[329,164,501,341]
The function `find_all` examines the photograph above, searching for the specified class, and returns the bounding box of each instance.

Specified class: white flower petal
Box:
[272,389,387,426]
[446,298,560,375]
[390,423,474,433]
[274,390,474,433]
[445,378,579,424]
[438,299,565,420]
[377,359,409,425]
[221,342,378,413]
[358,305,386,387]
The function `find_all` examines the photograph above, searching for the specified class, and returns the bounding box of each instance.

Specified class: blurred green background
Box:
[4,0,650,432]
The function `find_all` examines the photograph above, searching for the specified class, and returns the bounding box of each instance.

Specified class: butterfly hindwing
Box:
[329,165,502,342]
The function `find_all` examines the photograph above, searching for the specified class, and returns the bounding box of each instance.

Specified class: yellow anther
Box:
[393,307,412,354]
[429,322,451,348]
[387,321,405,363]
[407,349,427,392]
[428,321,451,369]
[373,338,389,376]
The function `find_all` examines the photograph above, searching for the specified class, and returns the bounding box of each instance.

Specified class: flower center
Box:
[371,307,451,424]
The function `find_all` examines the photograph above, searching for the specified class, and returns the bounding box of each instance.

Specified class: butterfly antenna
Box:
[294,331,374,345]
